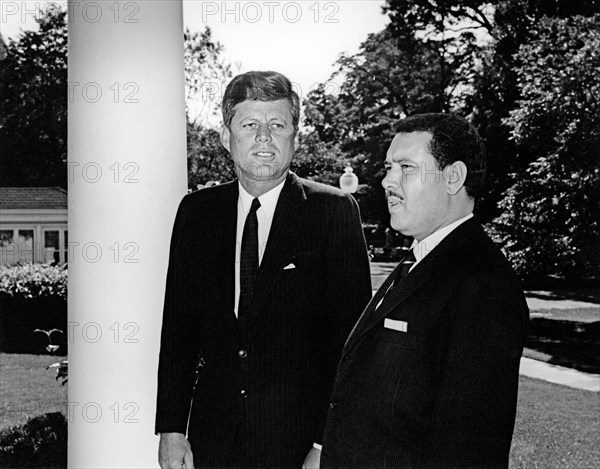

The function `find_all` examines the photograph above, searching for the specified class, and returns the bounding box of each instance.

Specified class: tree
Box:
[467,0,600,219]
[303,20,483,224]
[187,121,235,189]
[291,132,347,187]
[490,15,600,283]
[0,12,234,189]
[0,5,67,187]
[184,26,235,127]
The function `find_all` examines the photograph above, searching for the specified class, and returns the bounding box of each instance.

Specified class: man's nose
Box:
[255,124,272,142]
[382,171,395,190]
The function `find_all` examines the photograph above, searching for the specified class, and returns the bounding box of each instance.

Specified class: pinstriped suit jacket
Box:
[322,218,529,469]
[155,172,372,468]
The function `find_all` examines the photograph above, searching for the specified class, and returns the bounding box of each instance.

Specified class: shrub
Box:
[0,263,67,300]
[0,412,67,468]
[0,264,67,354]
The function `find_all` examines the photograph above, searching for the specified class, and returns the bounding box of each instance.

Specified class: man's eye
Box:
[271,123,284,129]
[401,164,415,170]
[243,123,257,128]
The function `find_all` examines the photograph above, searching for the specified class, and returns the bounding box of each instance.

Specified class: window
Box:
[44,231,60,265]
[0,230,15,264]
[18,230,34,263]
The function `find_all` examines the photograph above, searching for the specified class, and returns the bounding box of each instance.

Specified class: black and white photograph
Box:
[1,1,599,468]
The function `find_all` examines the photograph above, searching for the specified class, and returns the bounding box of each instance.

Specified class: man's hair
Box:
[222,71,300,130]
[395,113,487,198]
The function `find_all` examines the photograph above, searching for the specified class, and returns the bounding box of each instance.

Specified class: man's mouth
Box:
[254,151,276,158]
[386,190,404,207]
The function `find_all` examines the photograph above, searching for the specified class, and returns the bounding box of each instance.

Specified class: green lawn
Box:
[510,376,600,468]
[0,353,67,429]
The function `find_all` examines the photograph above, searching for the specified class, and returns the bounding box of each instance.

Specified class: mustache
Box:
[385,189,403,199]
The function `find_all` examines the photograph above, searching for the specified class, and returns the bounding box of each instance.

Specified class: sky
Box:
[1,0,389,102]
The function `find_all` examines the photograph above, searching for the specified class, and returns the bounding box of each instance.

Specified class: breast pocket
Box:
[380,325,416,347]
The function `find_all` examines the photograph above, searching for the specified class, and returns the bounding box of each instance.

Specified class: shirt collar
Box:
[238,179,286,216]
[412,213,474,264]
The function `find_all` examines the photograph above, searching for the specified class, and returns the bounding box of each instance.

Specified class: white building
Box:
[0,187,68,265]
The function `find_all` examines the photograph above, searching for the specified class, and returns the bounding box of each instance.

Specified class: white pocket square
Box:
[283,263,296,270]
[384,318,408,332]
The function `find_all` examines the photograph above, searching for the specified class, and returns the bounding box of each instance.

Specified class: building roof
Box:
[0,187,67,210]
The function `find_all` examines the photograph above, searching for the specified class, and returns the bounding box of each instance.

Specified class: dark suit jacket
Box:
[322,218,529,469]
[155,172,372,468]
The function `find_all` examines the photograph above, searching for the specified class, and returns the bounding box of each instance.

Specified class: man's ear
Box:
[444,161,468,196]
[220,126,231,152]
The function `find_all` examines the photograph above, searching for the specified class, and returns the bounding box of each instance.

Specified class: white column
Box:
[67,1,187,467]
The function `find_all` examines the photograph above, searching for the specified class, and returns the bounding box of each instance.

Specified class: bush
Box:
[0,412,67,468]
[0,263,67,299]
[0,264,67,354]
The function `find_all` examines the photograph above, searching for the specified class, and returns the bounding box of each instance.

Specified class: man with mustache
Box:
[321,113,529,468]
[155,71,372,468]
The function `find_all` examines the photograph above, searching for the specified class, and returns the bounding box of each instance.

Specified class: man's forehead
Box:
[386,131,432,159]
[233,99,292,116]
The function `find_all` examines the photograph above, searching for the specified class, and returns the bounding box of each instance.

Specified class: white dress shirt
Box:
[410,213,474,271]
[234,180,286,317]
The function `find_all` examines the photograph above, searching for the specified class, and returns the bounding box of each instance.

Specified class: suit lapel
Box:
[211,181,239,328]
[343,218,482,355]
[241,173,306,330]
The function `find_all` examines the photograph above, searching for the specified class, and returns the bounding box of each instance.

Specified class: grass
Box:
[2,355,599,466]
[0,353,67,429]
[510,376,600,469]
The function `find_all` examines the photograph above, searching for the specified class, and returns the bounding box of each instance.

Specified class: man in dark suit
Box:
[155,71,372,469]
[321,113,529,468]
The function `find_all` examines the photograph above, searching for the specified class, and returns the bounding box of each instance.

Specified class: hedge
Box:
[0,412,67,468]
[0,264,67,355]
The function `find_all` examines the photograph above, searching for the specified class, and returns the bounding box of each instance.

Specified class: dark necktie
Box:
[239,198,261,321]
[373,248,417,311]
[398,247,416,279]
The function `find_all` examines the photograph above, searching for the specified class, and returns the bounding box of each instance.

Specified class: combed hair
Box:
[395,113,487,198]
[222,71,300,130]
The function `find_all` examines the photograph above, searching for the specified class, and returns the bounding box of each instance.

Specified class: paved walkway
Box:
[519,357,600,392]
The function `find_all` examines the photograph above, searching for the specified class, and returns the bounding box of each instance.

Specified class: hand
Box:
[159,432,194,469]
[302,446,321,469]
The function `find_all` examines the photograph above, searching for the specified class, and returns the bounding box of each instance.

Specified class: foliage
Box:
[304,0,600,283]
[0,264,67,354]
[0,13,234,187]
[291,132,347,187]
[0,263,67,300]
[187,122,236,189]
[0,412,67,468]
[303,2,492,224]
[490,15,600,283]
[0,5,67,188]
[184,26,235,127]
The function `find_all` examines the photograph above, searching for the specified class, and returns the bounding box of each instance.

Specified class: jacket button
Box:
[238,349,247,358]
[329,400,338,409]
[240,389,248,398]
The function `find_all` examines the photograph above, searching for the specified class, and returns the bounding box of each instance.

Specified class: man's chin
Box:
[389,218,410,236]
